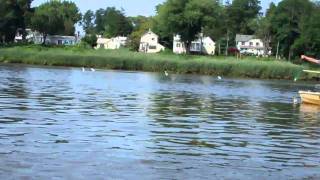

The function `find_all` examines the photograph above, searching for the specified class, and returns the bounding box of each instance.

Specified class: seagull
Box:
[164,71,169,77]
[217,76,222,80]
[90,68,96,72]
[82,67,85,72]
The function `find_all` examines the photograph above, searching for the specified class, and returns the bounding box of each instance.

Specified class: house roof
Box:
[236,34,255,42]
[97,38,111,44]
[203,37,215,44]
[174,34,215,43]
[142,29,158,38]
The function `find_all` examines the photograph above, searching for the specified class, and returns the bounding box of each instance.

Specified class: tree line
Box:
[1,0,319,59]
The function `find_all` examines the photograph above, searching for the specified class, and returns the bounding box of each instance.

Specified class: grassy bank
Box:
[0,46,314,80]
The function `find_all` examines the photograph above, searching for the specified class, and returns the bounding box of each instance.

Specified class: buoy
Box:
[90,68,96,72]
[82,67,85,72]
[217,76,222,80]
[165,71,169,76]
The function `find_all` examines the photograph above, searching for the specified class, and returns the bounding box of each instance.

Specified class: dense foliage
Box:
[128,16,153,51]
[154,0,222,53]
[81,34,97,48]
[30,1,81,43]
[1,0,320,59]
[81,7,133,38]
[0,0,33,43]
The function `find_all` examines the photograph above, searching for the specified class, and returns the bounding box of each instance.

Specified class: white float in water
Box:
[165,71,169,77]
[217,76,222,80]
[82,67,85,72]
[90,68,96,72]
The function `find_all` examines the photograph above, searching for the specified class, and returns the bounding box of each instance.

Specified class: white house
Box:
[235,34,269,56]
[139,29,165,53]
[96,36,127,50]
[14,29,80,45]
[45,35,78,45]
[173,34,216,55]
[15,28,43,44]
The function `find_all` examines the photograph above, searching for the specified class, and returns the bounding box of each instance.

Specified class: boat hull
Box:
[299,91,320,105]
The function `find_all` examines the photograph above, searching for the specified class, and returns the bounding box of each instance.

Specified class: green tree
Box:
[94,7,133,37]
[0,0,33,43]
[94,8,105,34]
[270,0,313,60]
[154,0,221,53]
[128,16,153,51]
[82,10,95,34]
[30,0,81,44]
[292,4,320,58]
[226,0,261,35]
[249,3,276,56]
[202,2,225,55]
[81,34,97,48]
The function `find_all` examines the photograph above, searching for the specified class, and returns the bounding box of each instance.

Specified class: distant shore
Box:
[0,46,317,80]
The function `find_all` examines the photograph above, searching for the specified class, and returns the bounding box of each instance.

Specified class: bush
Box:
[81,34,97,48]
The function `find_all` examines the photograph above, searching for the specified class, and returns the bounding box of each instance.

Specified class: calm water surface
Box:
[0,64,319,179]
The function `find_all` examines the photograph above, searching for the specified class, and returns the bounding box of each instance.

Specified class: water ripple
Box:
[0,64,319,179]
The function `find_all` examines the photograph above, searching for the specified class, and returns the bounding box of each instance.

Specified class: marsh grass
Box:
[0,46,312,80]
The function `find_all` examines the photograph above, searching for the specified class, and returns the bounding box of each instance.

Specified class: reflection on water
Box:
[0,64,319,179]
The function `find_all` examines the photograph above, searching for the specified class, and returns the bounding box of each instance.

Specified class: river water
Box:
[0,64,319,179]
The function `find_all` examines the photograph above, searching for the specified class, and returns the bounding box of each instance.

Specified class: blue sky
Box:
[32,0,282,17]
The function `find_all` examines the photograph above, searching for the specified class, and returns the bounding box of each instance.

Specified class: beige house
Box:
[173,34,216,55]
[236,34,270,56]
[96,36,127,50]
[139,29,165,53]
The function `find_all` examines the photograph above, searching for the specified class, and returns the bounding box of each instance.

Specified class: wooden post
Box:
[276,41,280,59]
[225,30,229,56]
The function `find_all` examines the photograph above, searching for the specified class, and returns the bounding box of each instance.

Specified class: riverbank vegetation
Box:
[0,46,312,80]
[1,0,320,59]
[1,0,319,81]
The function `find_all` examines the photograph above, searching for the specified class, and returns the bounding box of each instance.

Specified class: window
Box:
[177,43,181,48]
[241,42,245,45]
[249,42,253,46]
[58,40,63,45]
[149,45,156,49]
[256,42,260,46]
[100,44,104,48]
[191,42,201,51]
[152,38,155,41]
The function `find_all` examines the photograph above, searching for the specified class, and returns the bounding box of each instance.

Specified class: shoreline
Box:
[0,46,318,81]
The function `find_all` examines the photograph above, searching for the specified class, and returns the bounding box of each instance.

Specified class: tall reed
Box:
[0,46,307,80]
